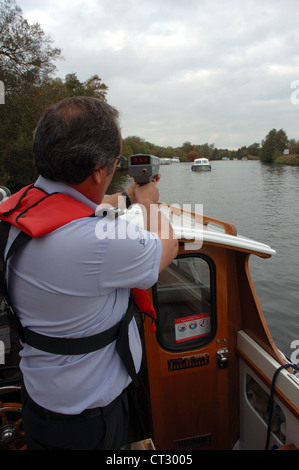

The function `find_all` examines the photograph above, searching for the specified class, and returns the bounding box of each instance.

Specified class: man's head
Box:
[33,97,122,184]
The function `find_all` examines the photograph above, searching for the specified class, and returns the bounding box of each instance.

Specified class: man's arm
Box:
[102,178,137,210]
[134,181,178,273]
[102,176,178,272]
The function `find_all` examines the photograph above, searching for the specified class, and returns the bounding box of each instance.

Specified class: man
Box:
[1,97,178,450]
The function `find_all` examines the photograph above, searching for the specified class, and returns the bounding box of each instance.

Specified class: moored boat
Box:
[191,158,211,172]
[159,158,171,165]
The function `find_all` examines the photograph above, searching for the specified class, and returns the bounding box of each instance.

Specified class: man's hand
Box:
[135,179,159,205]
[126,174,161,206]
[102,173,178,272]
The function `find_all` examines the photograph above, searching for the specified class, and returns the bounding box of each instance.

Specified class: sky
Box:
[16,0,299,149]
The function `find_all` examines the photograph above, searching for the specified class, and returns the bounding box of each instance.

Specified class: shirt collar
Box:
[34,176,98,211]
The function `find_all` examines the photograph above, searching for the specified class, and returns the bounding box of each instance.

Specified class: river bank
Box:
[274,154,299,166]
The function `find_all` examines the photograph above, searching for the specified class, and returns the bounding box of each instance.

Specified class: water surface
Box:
[109,160,299,358]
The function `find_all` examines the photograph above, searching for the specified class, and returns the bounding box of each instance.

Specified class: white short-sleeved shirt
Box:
[6,176,162,414]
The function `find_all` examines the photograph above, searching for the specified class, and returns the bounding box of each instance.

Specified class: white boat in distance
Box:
[159,158,171,165]
[191,158,212,171]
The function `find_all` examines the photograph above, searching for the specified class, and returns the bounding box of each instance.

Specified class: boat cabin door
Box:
[142,251,231,450]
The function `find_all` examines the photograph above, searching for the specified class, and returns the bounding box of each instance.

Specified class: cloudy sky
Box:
[17,0,299,149]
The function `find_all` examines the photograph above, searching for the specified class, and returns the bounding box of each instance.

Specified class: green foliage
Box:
[260,129,288,163]
[288,139,299,155]
[186,151,199,161]
[0,72,109,188]
[0,1,109,189]
[63,73,108,98]
[121,136,188,162]
[2,132,38,188]
[0,0,62,83]
[274,154,299,166]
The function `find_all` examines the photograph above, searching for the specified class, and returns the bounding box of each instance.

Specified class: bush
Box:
[3,133,37,189]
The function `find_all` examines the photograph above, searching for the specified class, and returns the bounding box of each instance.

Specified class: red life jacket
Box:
[0,183,95,237]
[0,184,157,385]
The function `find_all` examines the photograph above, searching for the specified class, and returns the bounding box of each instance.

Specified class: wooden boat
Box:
[0,201,298,451]
[122,203,298,450]
[191,158,211,172]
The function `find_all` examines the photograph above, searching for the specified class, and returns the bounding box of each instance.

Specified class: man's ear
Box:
[92,168,105,184]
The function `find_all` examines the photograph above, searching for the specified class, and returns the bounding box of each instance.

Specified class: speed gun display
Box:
[128,154,160,185]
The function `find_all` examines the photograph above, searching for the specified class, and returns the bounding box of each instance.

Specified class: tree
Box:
[186,151,199,161]
[64,73,108,99]
[2,132,37,187]
[64,73,84,96]
[84,75,108,99]
[289,139,299,155]
[0,73,109,187]
[198,143,214,159]
[276,129,289,152]
[260,129,288,163]
[182,141,193,155]
[0,0,62,187]
[0,1,109,188]
[247,143,260,157]
[0,0,61,84]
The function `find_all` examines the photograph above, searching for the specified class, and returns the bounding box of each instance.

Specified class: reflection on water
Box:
[109,160,299,357]
[108,170,131,194]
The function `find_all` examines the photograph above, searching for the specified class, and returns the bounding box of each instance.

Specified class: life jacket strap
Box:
[19,299,139,386]
[0,221,139,386]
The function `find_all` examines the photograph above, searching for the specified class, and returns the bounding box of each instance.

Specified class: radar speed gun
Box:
[128,154,160,185]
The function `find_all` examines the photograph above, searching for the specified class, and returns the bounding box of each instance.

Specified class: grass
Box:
[274,154,299,166]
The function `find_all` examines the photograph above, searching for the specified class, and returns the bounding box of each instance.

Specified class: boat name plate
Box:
[168,353,209,372]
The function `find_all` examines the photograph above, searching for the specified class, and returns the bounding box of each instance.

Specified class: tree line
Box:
[122,131,299,164]
[1,1,298,191]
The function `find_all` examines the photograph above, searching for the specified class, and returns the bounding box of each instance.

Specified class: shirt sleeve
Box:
[97,217,162,290]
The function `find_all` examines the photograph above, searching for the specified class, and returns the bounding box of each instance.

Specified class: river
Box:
[109,160,299,359]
